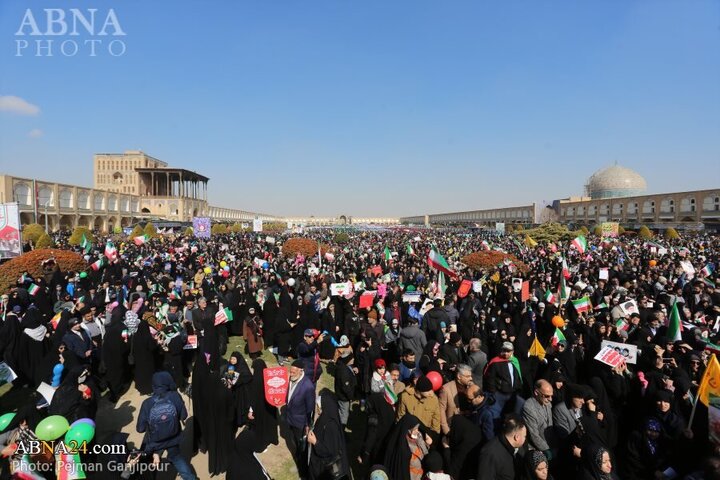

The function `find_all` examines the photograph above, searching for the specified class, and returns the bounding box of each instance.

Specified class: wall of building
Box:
[400,204,536,226]
[94,150,167,195]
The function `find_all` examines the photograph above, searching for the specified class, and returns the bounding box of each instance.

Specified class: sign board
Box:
[330,282,352,296]
[601,340,638,364]
[594,346,625,368]
[619,299,639,317]
[263,367,289,407]
[495,223,505,234]
[0,203,22,260]
[599,268,609,280]
[512,278,523,292]
[402,292,422,303]
[601,222,619,238]
[253,218,263,232]
[192,217,211,238]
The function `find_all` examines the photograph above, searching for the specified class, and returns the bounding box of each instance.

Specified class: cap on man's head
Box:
[12,305,22,313]
[304,329,314,337]
[501,341,515,352]
[416,376,433,393]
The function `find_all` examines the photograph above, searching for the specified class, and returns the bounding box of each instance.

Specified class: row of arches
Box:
[12,183,140,213]
[19,212,137,233]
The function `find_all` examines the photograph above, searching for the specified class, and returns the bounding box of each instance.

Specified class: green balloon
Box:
[407,285,416,292]
[64,422,95,446]
[35,415,70,441]
[79,272,88,278]
[0,413,16,432]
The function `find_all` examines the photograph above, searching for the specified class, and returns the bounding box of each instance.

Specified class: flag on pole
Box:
[18,273,31,284]
[27,284,40,296]
[214,307,234,325]
[701,278,716,289]
[50,311,62,330]
[558,276,570,302]
[104,241,117,261]
[667,301,683,342]
[435,272,446,299]
[90,258,104,271]
[529,336,546,361]
[697,354,720,406]
[480,240,491,251]
[406,243,415,256]
[544,289,557,305]
[56,452,86,480]
[571,296,591,313]
[615,318,630,331]
[701,263,716,277]
[133,234,150,246]
[561,257,571,279]
[428,246,456,278]
[551,328,566,346]
[80,234,91,254]
[571,235,588,254]
[594,300,609,310]
[384,246,392,261]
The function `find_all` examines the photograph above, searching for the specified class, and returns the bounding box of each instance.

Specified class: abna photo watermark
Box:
[15,8,127,57]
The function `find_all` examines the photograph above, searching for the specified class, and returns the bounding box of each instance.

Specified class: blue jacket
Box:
[62,329,93,364]
[285,374,315,430]
[137,372,187,453]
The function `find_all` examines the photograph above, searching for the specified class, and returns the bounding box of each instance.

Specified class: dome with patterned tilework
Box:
[585,164,647,199]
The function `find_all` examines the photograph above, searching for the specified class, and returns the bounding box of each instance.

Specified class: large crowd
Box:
[1,226,719,480]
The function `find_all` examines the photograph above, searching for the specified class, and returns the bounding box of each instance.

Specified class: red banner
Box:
[521,281,530,302]
[263,367,289,407]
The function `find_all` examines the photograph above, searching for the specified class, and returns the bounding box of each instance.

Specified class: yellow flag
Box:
[529,336,546,361]
[698,354,720,406]
[490,272,500,283]
[525,235,538,248]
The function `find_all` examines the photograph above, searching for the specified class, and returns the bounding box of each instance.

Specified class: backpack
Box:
[148,396,179,442]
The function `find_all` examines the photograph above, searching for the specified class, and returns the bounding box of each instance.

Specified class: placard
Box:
[0,362,17,385]
[512,278,523,292]
[594,346,625,368]
[472,281,483,293]
[330,282,352,296]
[496,223,505,234]
[0,203,22,259]
[263,367,289,407]
[253,218,263,232]
[601,340,638,364]
[402,292,422,303]
[601,222,619,238]
[619,299,639,317]
[599,268,609,280]
[192,217,211,239]
[521,281,530,302]
[359,291,376,309]
[377,284,388,298]
[183,334,198,350]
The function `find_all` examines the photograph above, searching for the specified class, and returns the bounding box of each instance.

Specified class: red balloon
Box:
[426,371,443,392]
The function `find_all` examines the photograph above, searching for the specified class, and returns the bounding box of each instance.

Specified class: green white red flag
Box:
[427,246,456,278]
[571,235,588,254]
[215,307,234,325]
[551,328,566,346]
[571,296,592,313]
[667,301,682,342]
[133,234,150,246]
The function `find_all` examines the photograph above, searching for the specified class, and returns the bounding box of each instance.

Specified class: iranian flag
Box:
[28,284,40,296]
[544,289,557,305]
[215,307,234,326]
[481,240,491,251]
[571,296,592,313]
[594,300,609,310]
[133,234,150,246]
[571,235,588,254]
[384,246,392,261]
[615,318,630,331]
[551,327,566,346]
[667,301,683,342]
[561,257,571,279]
[56,452,86,480]
[701,263,716,277]
[406,243,415,256]
[104,241,117,261]
[80,233,91,254]
[383,381,398,405]
[90,258,104,271]
[558,276,570,302]
[428,246,456,278]
[435,272,446,300]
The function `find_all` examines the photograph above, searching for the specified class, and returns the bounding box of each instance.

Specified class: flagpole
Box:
[687,395,700,429]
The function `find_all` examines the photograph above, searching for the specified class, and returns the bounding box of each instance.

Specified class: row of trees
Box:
[508,222,680,241]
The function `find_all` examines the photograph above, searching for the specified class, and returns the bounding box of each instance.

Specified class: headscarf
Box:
[581,444,618,480]
[644,418,662,456]
[521,450,549,480]
[383,414,421,480]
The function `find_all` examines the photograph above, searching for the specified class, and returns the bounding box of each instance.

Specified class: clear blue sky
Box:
[1,0,718,217]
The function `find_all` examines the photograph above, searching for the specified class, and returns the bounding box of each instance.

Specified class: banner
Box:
[601,222,619,238]
[192,217,211,238]
[0,203,22,260]
[521,281,530,302]
[512,278,522,292]
[402,292,422,303]
[253,218,263,232]
[594,346,625,368]
[601,340,638,364]
[495,222,505,234]
[599,268,609,280]
[359,291,376,309]
[472,281,483,293]
[458,279,472,299]
[263,367,289,407]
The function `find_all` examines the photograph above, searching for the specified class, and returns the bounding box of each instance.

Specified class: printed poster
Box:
[264,367,289,407]
[0,203,22,259]
[601,340,638,364]
[192,217,211,238]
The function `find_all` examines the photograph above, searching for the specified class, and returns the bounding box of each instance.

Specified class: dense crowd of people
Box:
[1,226,720,480]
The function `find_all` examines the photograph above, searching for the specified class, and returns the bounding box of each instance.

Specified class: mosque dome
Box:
[585,164,647,199]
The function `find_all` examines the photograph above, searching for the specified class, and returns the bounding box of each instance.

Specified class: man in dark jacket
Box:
[285,359,316,476]
[334,352,357,430]
[398,317,427,360]
[422,299,449,343]
[477,414,527,480]
[484,341,525,419]
[136,371,196,480]
[62,317,94,365]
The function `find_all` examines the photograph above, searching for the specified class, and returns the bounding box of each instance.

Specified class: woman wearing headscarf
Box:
[580,444,619,480]
[226,428,272,480]
[520,450,553,480]
[358,392,395,466]
[132,316,159,395]
[419,340,441,376]
[247,358,279,451]
[307,390,349,480]
[447,414,483,480]
[191,348,214,455]
[203,370,235,476]
[15,306,48,386]
[622,418,667,480]
[383,414,432,480]
[223,351,253,428]
[103,304,130,402]
[48,365,97,423]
